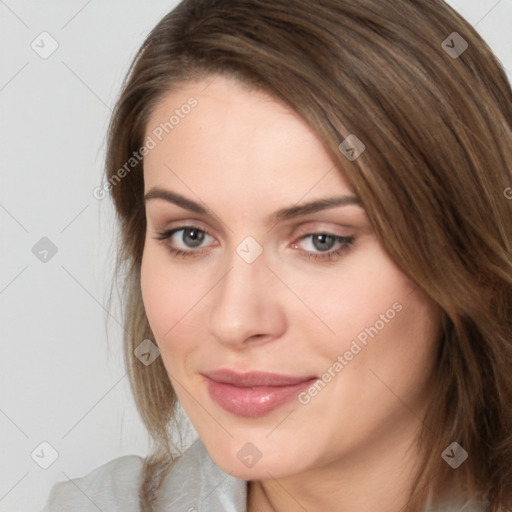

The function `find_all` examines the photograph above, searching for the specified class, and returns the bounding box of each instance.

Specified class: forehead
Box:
[143,75,353,202]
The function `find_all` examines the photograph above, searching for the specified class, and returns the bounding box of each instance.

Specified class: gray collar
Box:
[156,438,248,511]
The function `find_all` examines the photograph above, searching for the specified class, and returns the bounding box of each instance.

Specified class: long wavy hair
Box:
[104,1,512,510]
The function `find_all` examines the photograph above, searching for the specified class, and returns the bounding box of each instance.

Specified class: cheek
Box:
[140,246,197,348]
[302,246,441,382]
[370,285,441,389]
[322,266,440,413]
[140,247,206,392]
[284,244,418,347]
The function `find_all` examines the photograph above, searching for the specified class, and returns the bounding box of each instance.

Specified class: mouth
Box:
[202,369,318,417]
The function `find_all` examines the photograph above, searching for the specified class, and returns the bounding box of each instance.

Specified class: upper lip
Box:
[203,369,316,387]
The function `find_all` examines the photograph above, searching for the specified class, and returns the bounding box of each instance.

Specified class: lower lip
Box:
[205,377,317,417]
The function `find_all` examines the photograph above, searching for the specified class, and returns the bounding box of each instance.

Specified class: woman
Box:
[42,0,512,510]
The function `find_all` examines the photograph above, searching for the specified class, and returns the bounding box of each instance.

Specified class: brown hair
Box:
[105,1,512,510]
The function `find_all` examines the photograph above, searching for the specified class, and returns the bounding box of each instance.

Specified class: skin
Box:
[140,74,442,512]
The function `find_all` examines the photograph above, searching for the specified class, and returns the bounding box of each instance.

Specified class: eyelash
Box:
[154,226,355,262]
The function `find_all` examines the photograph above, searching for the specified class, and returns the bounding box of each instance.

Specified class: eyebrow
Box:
[143,187,363,224]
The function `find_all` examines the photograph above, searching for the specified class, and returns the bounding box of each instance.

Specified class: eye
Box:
[292,232,355,261]
[153,226,355,262]
[154,226,215,258]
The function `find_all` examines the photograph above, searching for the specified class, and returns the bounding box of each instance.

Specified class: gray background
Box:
[0,1,511,510]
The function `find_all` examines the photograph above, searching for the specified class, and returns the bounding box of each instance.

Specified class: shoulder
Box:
[41,454,144,512]
[41,440,247,512]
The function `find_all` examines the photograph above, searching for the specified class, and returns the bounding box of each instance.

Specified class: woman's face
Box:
[140,75,441,480]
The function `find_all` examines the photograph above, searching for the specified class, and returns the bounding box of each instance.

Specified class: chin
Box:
[204,437,307,480]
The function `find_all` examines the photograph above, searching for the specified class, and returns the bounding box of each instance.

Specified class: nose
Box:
[207,250,287,349]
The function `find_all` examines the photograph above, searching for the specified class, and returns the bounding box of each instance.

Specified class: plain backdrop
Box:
[0,1,511,510]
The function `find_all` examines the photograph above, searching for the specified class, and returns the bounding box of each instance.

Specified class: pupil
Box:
[184,229,204,247]
[313,234,334,251]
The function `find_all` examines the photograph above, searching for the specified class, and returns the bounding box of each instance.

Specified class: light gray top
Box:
[41,437,484,511]
[41,438,247,511]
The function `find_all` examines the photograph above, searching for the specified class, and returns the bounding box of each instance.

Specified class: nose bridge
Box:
[207,242,285,346]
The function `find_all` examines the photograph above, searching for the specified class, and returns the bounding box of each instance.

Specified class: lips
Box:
[202,369,318,417]
[203,369,316,387]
